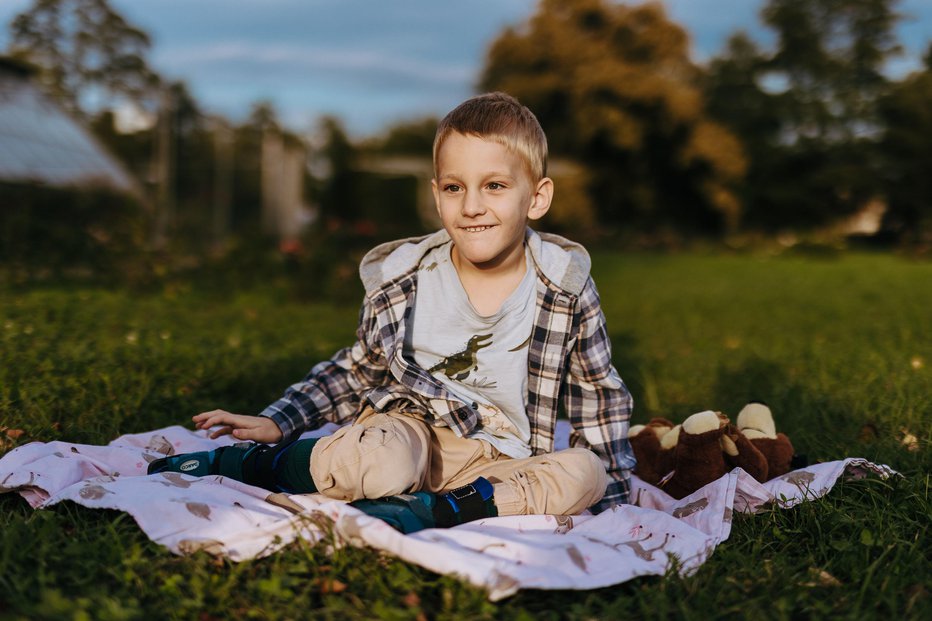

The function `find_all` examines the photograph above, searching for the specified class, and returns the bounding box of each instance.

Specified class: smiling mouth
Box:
[461,225,496,232]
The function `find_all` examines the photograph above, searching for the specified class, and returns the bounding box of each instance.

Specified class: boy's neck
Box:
[450,242,528,317]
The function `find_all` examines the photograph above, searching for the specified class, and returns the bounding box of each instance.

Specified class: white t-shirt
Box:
[405,241,536,458]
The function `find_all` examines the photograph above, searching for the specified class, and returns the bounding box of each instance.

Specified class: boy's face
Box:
[432,132,552,273]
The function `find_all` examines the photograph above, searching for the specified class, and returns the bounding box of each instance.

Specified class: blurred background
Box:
[0,0,930,291]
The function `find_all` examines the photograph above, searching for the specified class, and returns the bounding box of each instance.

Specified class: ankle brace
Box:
[241,438,318,493]
[148,439,319,494]
[433,477,497,527]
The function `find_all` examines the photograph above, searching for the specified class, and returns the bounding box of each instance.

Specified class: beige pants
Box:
[309,407,608,515]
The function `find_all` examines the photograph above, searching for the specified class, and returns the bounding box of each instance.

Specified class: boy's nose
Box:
[461,191,486,217]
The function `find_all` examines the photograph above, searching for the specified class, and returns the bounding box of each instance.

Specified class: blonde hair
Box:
[433,92,548,181]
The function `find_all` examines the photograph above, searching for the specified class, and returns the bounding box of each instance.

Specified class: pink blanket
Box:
[0,422,895,600]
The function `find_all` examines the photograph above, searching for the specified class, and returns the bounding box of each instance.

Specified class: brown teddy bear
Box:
[629,402,795,499]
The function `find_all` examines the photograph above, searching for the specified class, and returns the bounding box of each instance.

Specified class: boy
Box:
[150,92,635,533]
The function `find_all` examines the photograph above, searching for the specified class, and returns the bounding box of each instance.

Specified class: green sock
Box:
[271,438,318,493]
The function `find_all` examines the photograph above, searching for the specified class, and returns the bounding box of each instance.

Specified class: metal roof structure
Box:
[0,57,137,193]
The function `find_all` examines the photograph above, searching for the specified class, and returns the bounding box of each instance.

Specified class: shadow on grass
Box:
[608,330,645,408]
[709,355,900,466]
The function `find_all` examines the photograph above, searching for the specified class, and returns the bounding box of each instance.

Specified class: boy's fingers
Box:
[195,415,221,430]
[204,413,239,428]
[189,412,279,442]
[193,409,235,424]
[209,426,233,439]
[194,416,234,433]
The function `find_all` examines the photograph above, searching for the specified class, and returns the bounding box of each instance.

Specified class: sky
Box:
[1,0,929,137]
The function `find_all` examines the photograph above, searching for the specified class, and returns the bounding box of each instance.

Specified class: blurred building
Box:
[0,56,137,193]
[261,128,314,244]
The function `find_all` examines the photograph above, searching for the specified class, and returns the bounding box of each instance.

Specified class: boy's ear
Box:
[527,177,553,222]
[431,178,441,220]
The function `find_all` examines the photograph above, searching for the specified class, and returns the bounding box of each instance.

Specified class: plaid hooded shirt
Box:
[260,228,635,512]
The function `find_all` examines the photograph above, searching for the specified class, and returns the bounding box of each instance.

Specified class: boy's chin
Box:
[453,245,519,271]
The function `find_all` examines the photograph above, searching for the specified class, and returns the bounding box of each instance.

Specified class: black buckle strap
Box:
[445,477,494,523]
[242,442,295,492]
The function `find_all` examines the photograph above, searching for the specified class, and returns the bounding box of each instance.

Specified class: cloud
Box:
[157,40,474,87]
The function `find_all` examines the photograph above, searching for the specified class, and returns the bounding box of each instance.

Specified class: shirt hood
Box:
[358,227,592,297]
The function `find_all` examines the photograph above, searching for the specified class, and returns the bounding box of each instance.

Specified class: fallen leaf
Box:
[900,428,920,452]
[0,428,25,451]
[802,568,842,588]
[317,578,347,594]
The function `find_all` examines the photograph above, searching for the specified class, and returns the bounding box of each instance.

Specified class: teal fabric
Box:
[147,446,250,478]
[148,440,320,494]
[148,451,206,477]
[273,439,318,493]
[350,492,438,534]
[216,446,248,479]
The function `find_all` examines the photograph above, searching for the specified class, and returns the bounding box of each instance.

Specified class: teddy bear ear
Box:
[722,430,769,483]
[681,410,721,435]
[659,425,681,449]
[736,402,777,439]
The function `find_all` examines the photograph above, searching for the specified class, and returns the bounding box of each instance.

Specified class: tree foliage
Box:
[705,0,904,230]
[762,0,901,142]
[877,49,932,246]
[8,0,159,117]
[480,0,746,235]
[365,117,438,157]
[0,182,145,279]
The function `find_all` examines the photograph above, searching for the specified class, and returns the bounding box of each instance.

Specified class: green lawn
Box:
[1,251,929,619]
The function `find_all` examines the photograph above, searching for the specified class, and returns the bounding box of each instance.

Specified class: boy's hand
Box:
[192,410,284,443]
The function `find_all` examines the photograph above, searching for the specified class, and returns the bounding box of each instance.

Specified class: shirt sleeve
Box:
[259,296,389,442]
[563,277,636,513]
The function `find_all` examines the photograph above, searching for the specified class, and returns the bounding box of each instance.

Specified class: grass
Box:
[1,250,929,620]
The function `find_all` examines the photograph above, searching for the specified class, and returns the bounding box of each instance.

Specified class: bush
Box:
[0,182,147,281]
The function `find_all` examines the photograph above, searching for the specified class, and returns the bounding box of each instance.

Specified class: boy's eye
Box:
[443,184,462,193]
[487,182,504,190]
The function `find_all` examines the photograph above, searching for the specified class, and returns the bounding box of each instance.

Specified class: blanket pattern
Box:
[0,422,895,601]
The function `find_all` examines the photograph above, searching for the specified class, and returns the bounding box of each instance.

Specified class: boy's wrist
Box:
[258,401,300,443]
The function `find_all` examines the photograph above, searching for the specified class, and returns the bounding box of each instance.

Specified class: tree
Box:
[705,0,904,229]
[365,117,438,156]
[8,0,159,117]
[481,0,746,235]
[225,102,279,235]
[315,116,360,224]
[704,32,809,229]
[763,0,901,143]
[877,46,932,246]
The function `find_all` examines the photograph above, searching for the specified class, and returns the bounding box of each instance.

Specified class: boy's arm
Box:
[564,278,636,513]
[259,296,389,443]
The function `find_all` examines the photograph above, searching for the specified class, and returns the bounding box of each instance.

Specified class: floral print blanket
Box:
[0,421,895,601]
